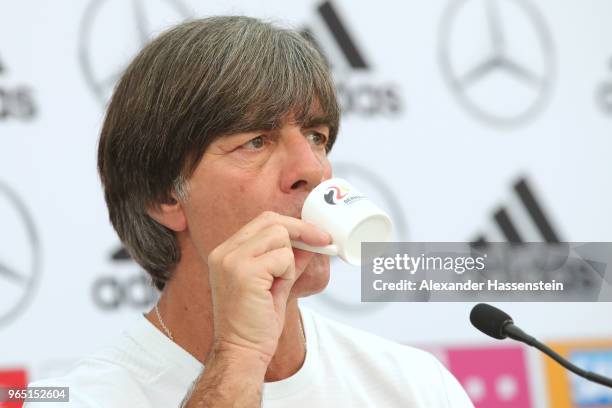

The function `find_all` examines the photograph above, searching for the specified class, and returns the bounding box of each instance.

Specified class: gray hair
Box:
[97,16,340,291]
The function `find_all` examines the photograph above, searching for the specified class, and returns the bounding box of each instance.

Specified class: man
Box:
[27,16,473,407]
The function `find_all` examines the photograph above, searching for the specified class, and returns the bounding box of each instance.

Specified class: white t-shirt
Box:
[26,307,474,407]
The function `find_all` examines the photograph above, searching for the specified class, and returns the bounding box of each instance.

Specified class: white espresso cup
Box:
[291,178,392,265]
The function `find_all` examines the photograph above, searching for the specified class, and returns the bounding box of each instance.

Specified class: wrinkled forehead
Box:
[229,95,335,134]
[265,101,334,131]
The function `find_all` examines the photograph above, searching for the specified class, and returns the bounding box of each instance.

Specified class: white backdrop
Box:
[1,1,611,407]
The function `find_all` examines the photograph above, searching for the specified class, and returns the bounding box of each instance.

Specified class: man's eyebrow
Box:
[301,116,331,130]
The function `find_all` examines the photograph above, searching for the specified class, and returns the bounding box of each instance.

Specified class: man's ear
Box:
[146,195,187,232]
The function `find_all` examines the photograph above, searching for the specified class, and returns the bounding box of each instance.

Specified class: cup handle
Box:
[290,240,339,256]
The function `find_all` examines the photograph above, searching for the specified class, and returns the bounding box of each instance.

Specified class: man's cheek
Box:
[299,253,328,274]
[288,253,330,298]
[310,254,329,272]
[321,158,332,179]
[300,254,330,286]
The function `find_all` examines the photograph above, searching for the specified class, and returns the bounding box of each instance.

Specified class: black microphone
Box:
[470,303,612,389]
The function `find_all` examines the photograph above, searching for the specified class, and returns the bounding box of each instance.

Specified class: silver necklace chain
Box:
[155,303,174,341]
[155,303,307,353]
[299,311,307,353]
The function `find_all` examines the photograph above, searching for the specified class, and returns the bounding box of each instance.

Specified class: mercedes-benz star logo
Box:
[438,0,555,127]
[79,0,190,106]
[0,183,41,327]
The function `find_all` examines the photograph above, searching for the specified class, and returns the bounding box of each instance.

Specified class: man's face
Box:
[181,112,333,298]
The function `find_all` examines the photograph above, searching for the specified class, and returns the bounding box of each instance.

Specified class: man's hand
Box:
[182,211,330,407]
[207,210,330,363]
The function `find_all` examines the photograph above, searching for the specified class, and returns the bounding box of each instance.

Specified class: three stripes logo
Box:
[111,245,132,261]
[470,179,612,299]
[90,245,158,311]
[471,178,561,246]
[302,1,368,72]
[303,1,403,116]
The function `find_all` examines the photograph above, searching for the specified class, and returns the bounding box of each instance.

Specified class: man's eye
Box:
[243,135,266,150]
[307,131,328,147]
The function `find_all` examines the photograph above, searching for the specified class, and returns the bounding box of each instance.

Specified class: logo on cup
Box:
[323,185,349,205]
[323,185,364,206]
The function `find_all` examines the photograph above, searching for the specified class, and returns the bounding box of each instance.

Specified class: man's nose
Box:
[279,128,326,194]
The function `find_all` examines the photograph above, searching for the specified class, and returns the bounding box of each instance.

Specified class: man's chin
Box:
[289,254,330,299]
